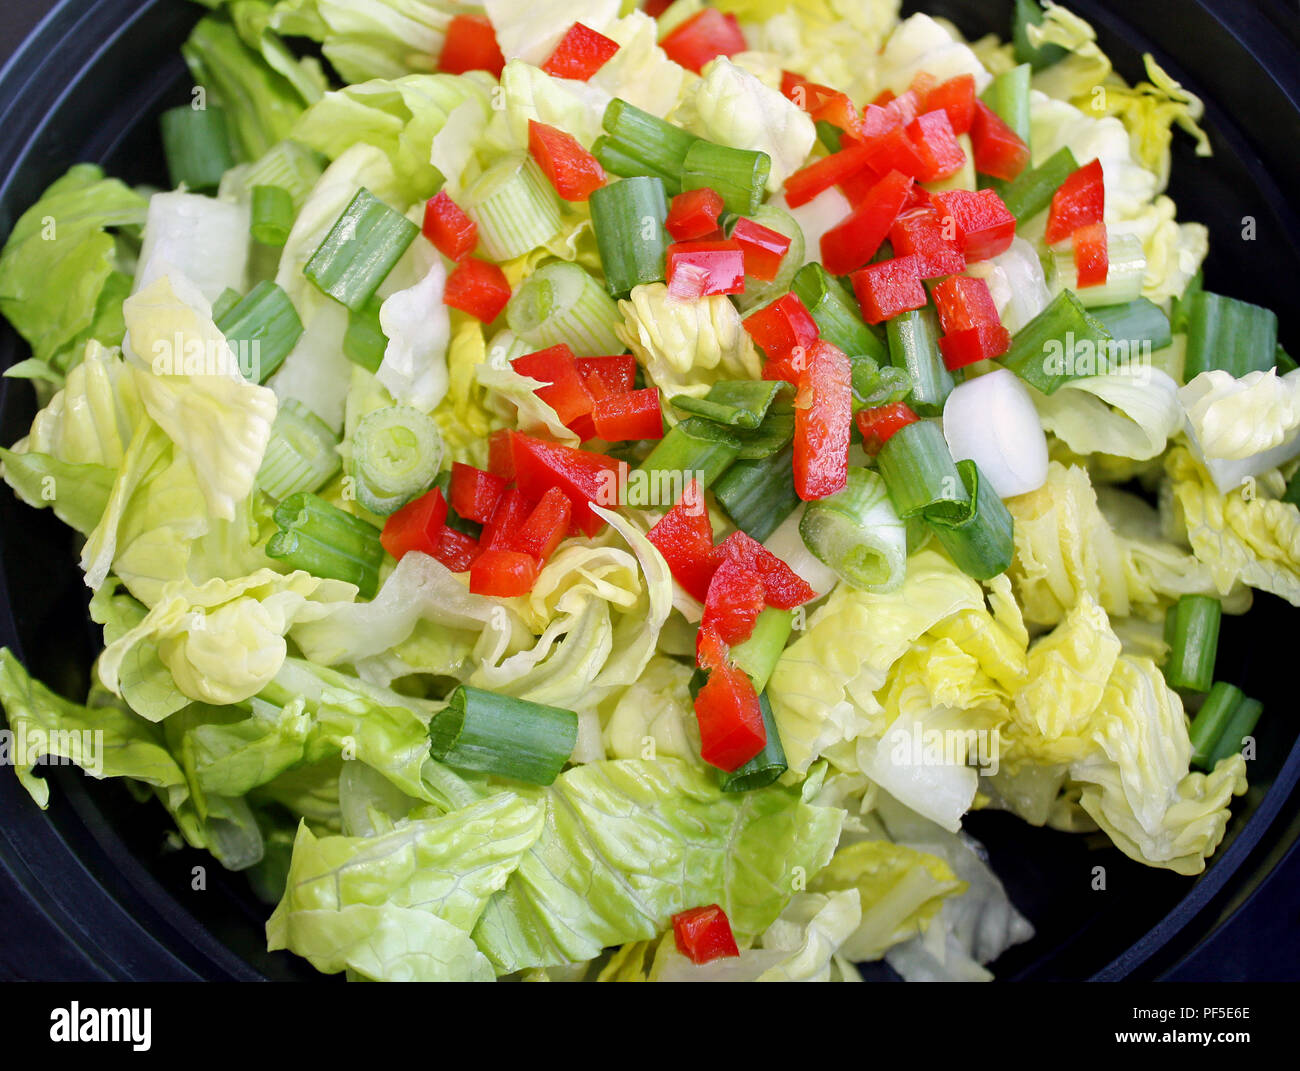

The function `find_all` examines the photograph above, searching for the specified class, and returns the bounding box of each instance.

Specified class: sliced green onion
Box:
[1188,681,1244,769]
[1012,0,1068,70]
[243,139,324,208]
[981,64,1032,146]
[1276,343,1298,374]
[1207,694,1263,769]
[485,328,533,366]
[505,260,624,357]
[637,417,740,492]
[592,136,681,192]
[1183,290,1279,379]
[1171,270,1204,334]
[343,296,388,373]
[428,685,578,786]
[671,380,783,429]
[214,280,303,383]
[816,120,845,155]
[718,692,788,793]
[349,405,444,516]
[462,152,564,263]
[257,399,341,500]
[304,187,419,312]
[266,492,384,598]
[927,459,1014,580]
[680,140,770,216]
[1002,289,1114,394]
[211,287,243,324]
[887,307,953,415]
[850,356,913,410]
[729,607,794,695]
[734,204,806,313]
[995,146,1079,222]
[800,467,907,592]
[713,440,799,541]
[1162,594,1221,693]
[1051,231,1146,307]
[250,184,294,246]
[599,99,700,193]
[792,263,888,362]
[877,419,972,524]
[160,104,235,191]
[589,176,670,297]
[731,399,795,459]
[1091,297,1173,361]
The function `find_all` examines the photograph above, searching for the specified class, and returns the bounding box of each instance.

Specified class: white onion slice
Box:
[763,505,840,597]
[769,188,852,268]
[942,369,1048,498]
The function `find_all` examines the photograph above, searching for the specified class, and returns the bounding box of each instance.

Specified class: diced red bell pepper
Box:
[742,293,820,361]
[856,402,920,456]
[838,163,886,207]
[731,217,792,282]
[511,486,572,561]
[932,275,1001,335]
[924,74,977,136]
[423,191,477,262]
[909,71,938,101]
[666,239,746,298]
[592,387,664,441]
[647,482,716,602]
[938,323,1012,370]
[433,526,481,573]
[541,22,620,81]
[782,71,862,134]
[488,429,515,479]
[929,189,1016,262]
[970,100,1030,182]
[528,120,605,202]
[820,169,914,276]
[380,487,449,561]
[1046,158,1105,246]
[793,340,852,501]
[861,124,927,179]
[444,258,511,322]
[449,462,507,524]
[665,187,725,242]
[881,88,923,130]
[672,904,741,964]
[784,143,878,208]
[470,548,540,597]
[660,9,746,73]
[509,432,625,537]
[907,110,966,183]
[512,344,596,435]
[889,207,966,279]
[851,255,927,325]
[481,487,535,551]
[694,648,766,771]
[762,353,806,388]
[857,102,902,140]
[576,355,637,396]
[643,0,674,15]
[702,556,767,646]
[872,88,897,108]
[715,530,816,610]
[1073,221,1109,288]
[437,15,505,78]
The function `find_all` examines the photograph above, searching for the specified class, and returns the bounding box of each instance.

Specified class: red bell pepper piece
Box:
[924,74,976,136]
[437,15,505,78]
[906,109,967,182]
[380,487,448,561]
[665,187,725,242]
[509,432,625,537]
[444,258,511,322]
[908,71,938,101]
[702,556,767,646]
[1046,158,1105,245]
[481,487,535,551]
[672,904,741,964]
[512,344,596,434]
[872,89,897,108]
[857,102,901,140]
[511,486,572,561]
[838,163,886,207]
[576,355,637,396]
[434,526,481,573]
[888,207,966,279]
[1072,220,1109,288]
[488,429,515,480]
[449,462,507,524]
[643,0,674,15]
[592,387,663,441]
[861,124,927,179]
[716,530,816,610]
[782,71,862,134]
[970,100,1030,182]
[527,120,605,202]
[820,169,914,275]
[647,482,716,602]
[470,548,540,597]
[856,402,920,456]
[929,189,1016,262]
[666,239,746,298]
[731,217,791,281]
[938,324,1012,370]
[881,88,923,130]
[851,254,928,325]
[932,274,1001,335]
[541,22,620,81]
[783,143,878,208]
[660,9,746,73]
[793,340,852,501]
[742,292,820,361]
[693,629,766,771]
[422,191,477,262]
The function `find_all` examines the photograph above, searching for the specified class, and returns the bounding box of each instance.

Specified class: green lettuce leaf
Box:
[0,448,115,535]
[1033,367,1183,462]
[484,0,620,66]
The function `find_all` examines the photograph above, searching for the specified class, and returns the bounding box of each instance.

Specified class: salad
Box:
[0,0,1288,983]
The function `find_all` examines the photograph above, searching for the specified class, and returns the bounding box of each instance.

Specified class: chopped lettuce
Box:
[1033,367,1183,462]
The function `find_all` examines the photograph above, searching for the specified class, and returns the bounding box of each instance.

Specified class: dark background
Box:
[0,0,50,65]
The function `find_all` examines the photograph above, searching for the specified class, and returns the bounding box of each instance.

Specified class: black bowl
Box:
[0,0,1298,981]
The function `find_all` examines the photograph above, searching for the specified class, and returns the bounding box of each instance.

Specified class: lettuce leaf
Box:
[376,256,452,412]
[1181,369,1300,462]
[877,13,992,96]
[483,0,620,66]
[494,60,612,151]
[1033,367,1183,462]
[601,655,701,766]
[589,13,689,119]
